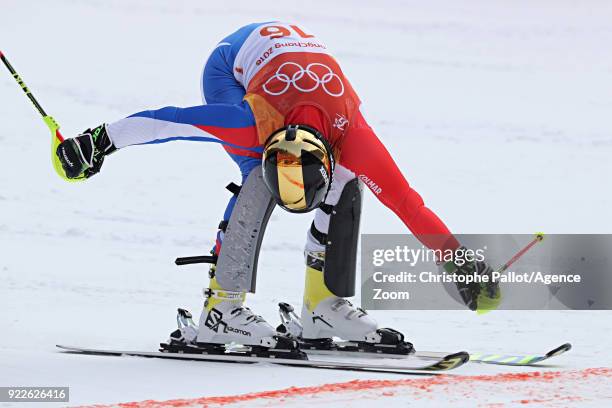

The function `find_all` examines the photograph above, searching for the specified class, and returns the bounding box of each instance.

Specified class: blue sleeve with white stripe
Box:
[106,101,259,153]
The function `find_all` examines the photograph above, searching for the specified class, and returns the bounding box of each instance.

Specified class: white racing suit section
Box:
[216,166,276,293]
[306,164,363,297]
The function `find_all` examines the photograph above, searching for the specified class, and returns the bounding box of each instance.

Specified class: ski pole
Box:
[497,232,545,274]
[1,50,81,182]
[475,233,545,314]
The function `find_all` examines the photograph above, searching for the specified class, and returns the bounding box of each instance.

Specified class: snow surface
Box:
[1,0,612,407]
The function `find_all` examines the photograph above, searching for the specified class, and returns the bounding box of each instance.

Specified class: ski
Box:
[304,342,571,366]
[56,344,469,374]
[305,343,571,366]
[277,303,571,367]
[302,343,571,366]
[417,343,572,366]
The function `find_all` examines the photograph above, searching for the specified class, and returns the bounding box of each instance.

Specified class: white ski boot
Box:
[196,288,278,348]
[301,297,378,342]
[165,282,302,358]
[275,260,413,355]
[297,261,381,343]
[277,301,412,355]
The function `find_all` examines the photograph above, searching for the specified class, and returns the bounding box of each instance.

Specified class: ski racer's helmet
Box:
[262,125,334,213]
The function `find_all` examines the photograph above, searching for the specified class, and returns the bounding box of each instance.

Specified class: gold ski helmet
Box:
[262,125,334,213]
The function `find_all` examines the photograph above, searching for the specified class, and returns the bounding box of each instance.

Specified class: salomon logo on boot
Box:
[204,308,223,332]
[225,326,251,337]
[196,303,277,347]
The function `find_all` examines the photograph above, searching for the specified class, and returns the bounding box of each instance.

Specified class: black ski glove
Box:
[444,251,500,312]
[56,124,116,179]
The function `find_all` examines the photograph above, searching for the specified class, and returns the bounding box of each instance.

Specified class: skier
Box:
[56,22,499,355]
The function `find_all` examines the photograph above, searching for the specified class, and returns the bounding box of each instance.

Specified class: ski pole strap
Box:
[175,255,217,266]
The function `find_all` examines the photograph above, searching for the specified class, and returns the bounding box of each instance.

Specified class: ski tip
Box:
[546,343,572,358]
[448,351,470,364]
[425,351,470,371]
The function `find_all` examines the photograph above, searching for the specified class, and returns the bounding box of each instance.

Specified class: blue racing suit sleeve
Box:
[105,101,262,157]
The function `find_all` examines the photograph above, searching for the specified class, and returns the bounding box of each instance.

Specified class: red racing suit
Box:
[105,22,459,253]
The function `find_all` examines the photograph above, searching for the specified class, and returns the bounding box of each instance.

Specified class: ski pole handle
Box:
[1,51,82,182]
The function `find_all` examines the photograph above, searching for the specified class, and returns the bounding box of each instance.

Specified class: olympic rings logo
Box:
[263,62,344,97]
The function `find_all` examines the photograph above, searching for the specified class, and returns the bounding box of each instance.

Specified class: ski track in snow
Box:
[1,0,612,407]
